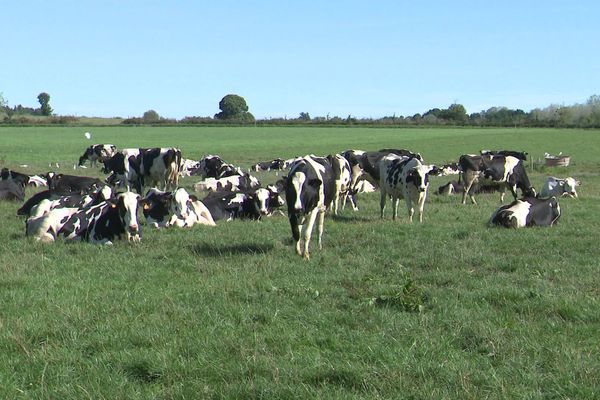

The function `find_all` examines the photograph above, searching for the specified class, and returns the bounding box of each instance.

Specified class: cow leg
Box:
[302,209,320,260]
[406,197,414,223]
[317,207,326,250]
[509,184,518,201]
[418,193,426,223]
[463,176,477,205]
[380,191,387,218]
[392,197,399,221]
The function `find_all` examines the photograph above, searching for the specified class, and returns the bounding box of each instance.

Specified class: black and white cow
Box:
[379,155,439,222]
[194,173,260,192]
[103,147,182,193]
[57,192,141,244]
[141,188,215,228]
[489,196,561,228]
[254,185,285,216]
[480,149,528,161]
[459,153,535,205]
[197,155,226,178]
[0,179,25,202]
[201,191,262,221]
[26,207,81,242]
[251,158,286,172]
[179,158,202,177]
[46,173,105,193]
[343,148,422,185]
[1,168,47,188]
[327,154,356,213]
[540,177,580,199]
[285,155,336,260]
[78,144,118,167]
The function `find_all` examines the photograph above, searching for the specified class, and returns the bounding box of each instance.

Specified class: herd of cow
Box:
[0,143,580,260]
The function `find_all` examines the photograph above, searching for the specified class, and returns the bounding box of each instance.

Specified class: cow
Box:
[458,154,536,205]
[0,179,25,202]
[26,186,115,242]
[102,148,143,192]
[57,192,142,244]
[489,196,561,228]
[201,191,262,221]
[379,155,439,222]
[254,185,285,216]
[194,173,260,192]
[251,158,287,172]
[103,147,182,193]
[197,155,225,178]
[179,158,202,177]
[285,155,336,260]
[343,148,422,185]
[480,150,528,161]
[141,188,215,228]
[46,173,105,193]
[139,147,182,190]
[78,144,118,167]
[1,168,47,188]
[326,154,356,213]
[437,180,504,196]
[540,177,580,199]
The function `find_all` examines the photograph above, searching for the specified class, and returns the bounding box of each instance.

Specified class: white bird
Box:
[84,131,92,140]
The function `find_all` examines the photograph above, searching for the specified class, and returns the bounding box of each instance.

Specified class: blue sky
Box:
[1,1,598,119]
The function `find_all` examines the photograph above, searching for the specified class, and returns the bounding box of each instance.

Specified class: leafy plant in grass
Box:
[367,279,428,312]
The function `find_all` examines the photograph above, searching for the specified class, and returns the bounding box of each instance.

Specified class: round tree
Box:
[215,94,255,122]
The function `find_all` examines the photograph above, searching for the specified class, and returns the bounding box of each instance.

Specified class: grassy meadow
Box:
[0,126,599,399]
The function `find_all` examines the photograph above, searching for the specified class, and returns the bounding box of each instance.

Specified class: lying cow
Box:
[0,179,25,202]
[194,173,260,192]
[489,196,561,228]
[78,144,117,167]
[141,188,215,228]
[200,185,284,222]
[540,177,580,199]
[57,192,141,244]
[251,158,286,172]
[380,154,439,222]
[47,173,104,193]
[1,168,47,188]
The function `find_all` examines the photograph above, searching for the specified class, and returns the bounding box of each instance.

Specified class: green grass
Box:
[1,126,599,399]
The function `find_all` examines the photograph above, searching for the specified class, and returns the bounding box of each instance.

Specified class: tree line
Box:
[2,92,600,128]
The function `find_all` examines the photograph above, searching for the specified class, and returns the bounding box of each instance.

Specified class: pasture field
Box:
[1,126,599,399]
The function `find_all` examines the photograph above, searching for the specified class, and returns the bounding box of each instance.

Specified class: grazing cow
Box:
[252,158,286,172]
[344,148,422,184]
[285,155,336,260]
[78,144,117,167]
[194,173,260,192]
[326,154,356,213]
[489,196,561,228]
[0,179,25,202]
[58,192,141,244]
[459,154,535,205]
[47,173,104,194]
[141,188,215,228]
[540,177,580,199]
[380,155,439,222]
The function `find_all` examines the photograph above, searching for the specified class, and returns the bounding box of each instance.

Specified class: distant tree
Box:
[37,92,53,116]
[439,103,468,124]
[143,109,160,123]
[215,94,255,122]
[0,92,7,108]
[298,112,311,121]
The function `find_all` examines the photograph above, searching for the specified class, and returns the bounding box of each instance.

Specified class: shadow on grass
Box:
[190,242,274,257]
[330,214,374,223]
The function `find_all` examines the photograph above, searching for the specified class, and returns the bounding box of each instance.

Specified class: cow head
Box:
[172,188,192,219]
[405,165,434,192]
[563,177,580,198]
[113,192,141,242]
[254,185,285,215]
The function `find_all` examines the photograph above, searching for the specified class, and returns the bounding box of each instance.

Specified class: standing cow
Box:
[78,144,117,167]
[379,155,438,223]
[285,155,336,260]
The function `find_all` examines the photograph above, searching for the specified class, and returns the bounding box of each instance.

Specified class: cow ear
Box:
[308,178,322,189]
